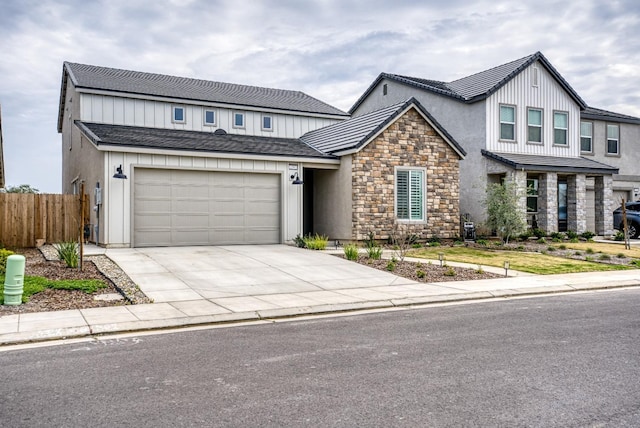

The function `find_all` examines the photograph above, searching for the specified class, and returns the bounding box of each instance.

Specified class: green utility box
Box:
[3,255,26,305]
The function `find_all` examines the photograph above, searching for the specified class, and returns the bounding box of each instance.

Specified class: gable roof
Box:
[301,98,466,157]
[75,121,336,160]
[350,52,587,113]
[0,105,4,188]
[581,106,640,125]
[481,150,618,175]
[58,62,348,132]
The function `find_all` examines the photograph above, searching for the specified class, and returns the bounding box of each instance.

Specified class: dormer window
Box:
[233,112,245,129]
[172,106,186,124]
[204,109,216,126]
[262,115,273,131]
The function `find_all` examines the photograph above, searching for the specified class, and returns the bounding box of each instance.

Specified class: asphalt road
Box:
[2,289,640,427]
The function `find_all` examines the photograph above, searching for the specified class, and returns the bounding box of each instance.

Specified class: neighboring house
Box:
[0,105,5,189]
[350,51,623,236]
[57,63,464,247]
[579,107,640,229]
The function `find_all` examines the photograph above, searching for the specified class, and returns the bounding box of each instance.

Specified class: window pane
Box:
[528,109,541,126]
[607,124,619,139]
[263,116,272,129]
[500,106,514,122]
[205,110,215,124]
[607,139,618,154]
[554,129,567,145]
[234,113,244,127]
[580,122,592,137]
[554,112,567,128]
[528,127,541,142]
[501,123,514,140]
[581,137,592,152]
[174,108,184,122]
[527,197,538,213]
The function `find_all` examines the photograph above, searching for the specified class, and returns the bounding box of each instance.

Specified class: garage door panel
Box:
[134,169,281,247]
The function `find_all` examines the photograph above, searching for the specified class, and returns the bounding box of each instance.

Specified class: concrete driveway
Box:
[105,245,418,311]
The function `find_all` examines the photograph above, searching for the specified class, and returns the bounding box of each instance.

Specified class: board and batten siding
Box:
[102,151,303,247]
[486,61,582,157]
[80,93,342,138]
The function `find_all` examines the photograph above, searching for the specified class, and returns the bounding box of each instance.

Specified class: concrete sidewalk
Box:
[1,246,640,346]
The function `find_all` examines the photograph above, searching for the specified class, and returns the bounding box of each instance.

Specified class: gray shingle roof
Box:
[350,52,587,113]
[301,98,466,157]
[581,107,640,124]
[481,150,618,174]
[63,62,348,117]
[76,121,335,160]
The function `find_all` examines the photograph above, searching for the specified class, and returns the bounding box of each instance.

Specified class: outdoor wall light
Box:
[290,172,303,185]
[504,260,510,277]
[113,165,127,179]
[438,252,444,267]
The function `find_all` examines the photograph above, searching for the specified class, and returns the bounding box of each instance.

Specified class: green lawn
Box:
[409,247,633,275]
[0,275,106,304]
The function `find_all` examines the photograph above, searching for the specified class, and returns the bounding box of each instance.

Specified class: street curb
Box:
[2,282,640,347]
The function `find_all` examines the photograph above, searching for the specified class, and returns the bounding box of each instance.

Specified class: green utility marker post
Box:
[3,255,26,305]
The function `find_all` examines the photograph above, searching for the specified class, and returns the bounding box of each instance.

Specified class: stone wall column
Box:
[509,169,528,226]
[538,172,558,233]
[594,175,614,236]
[567,174,587,233]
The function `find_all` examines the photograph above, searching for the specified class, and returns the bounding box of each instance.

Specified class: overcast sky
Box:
[1,0,639,192]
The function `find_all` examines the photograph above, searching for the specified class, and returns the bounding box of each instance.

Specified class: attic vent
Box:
[532,66,539,87]
[214,128,227,135]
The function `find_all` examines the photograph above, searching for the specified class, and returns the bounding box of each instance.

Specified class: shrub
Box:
[599,254,611,261]
[518,230,533,241]
[538,237,546,244]
[428,242,440,247]
[476,239,488,246]
[516,245,525,251]
[569,238,579,243]
[303,234,329,250]
[293,234,306,248]
[574,251,582,256]
[55,241,79,268]
[364,231,377,249]
[566,230,578,240]
[484,180,526,243]
[559,244,567,250]
[614,231,625,241]
[386,260,396,272]
[343,244,359,261]
[412,243,423,248]
[581,231,596,240]
[444,266,456,276]
[547,246,556,252]
[586,247,595,254]
[416,270,426,278]
[550,232,565,240]
[533,228,546,239]
[0,248,15,274]
[366,245,383,260]
[617,253,626,258]
[630,260,640,268]
[476,265,484,274]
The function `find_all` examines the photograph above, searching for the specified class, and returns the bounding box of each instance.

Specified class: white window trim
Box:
[233,112,245,129]
[553,110,569,146]
[606,123,620,156]
[203,109,216,127]
[261,114,273,131]
[499,104,516,142]
[172,105,186,124]
[394,166,427,223]
[580,121,593,154]
[527,107,543,144]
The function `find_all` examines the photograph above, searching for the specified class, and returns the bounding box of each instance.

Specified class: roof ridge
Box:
[448,52,539,85]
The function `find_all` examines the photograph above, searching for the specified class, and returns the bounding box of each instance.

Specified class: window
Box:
[527,108,543,143]
[607,124,619,155]
[553,111,568,145]
[172,106,186,124]
[262,115,273,131]
[395,168,425,221]
[500,105,516,141]
[527,178,538,213]
[580,121,593,153]
[204,109,216,126]
[233,112,245,128]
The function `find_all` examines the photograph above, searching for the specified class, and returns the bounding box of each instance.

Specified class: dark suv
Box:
[613,202,640,238]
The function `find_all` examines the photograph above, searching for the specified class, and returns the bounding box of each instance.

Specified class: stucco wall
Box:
[350,108,461,241]
[312,157,353,241]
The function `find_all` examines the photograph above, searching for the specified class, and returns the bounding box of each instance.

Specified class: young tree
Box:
[5,184,39,193]
[484,180,526,244]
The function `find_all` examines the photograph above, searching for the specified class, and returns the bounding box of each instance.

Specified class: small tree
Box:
[484,180,526,244]
[5,184,39,194]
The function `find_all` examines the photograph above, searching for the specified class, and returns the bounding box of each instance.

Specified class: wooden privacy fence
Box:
[0,193,89,248]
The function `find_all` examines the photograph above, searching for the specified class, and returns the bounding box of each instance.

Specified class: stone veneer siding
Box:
[350,108,461,241]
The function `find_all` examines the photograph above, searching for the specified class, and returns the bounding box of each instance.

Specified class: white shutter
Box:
[410,170,423,220]
[396,170,409,219]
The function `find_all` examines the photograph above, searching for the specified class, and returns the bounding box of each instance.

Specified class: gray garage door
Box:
[134,169,281,247]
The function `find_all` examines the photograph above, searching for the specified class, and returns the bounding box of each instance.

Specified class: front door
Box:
[558,179,568,232]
